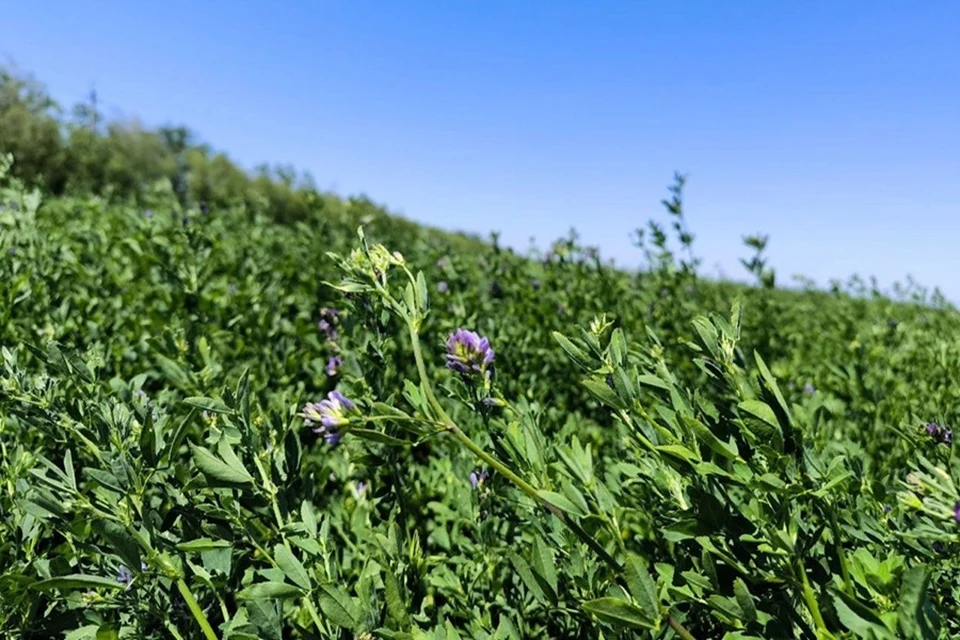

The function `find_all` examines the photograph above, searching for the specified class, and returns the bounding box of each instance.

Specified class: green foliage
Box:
[2,68,960,639]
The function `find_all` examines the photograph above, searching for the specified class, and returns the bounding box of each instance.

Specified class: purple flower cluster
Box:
[302,390,357,445]
[117,565,133,587]
[446,329,495,378]
[318,307,339,341]
[437,281,449,294]
[803,382,815,396]
[325,356,343,377]
[469,469,489,490]
[955,501,960,523]
[925,423,953,445]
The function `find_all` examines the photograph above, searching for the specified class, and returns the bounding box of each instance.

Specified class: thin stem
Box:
[407,321,621,573]
[668,615,697,640]
[249,458,327,638]
[163,620,187,640]
[176,577,219,640]
[828,507,853,596]
[797,558,827,632]
[305,596,326,634]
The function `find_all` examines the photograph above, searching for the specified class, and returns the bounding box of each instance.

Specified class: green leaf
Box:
[833,588,895,637]
[509,552,546,603]
[85,469,124,494]
[349,428,408,446]
[636,374,670,391]
[274,544,311,591]
[624,555,660,621]
[691,317,720,360]
[656,444,701,464]
[582,597,657,630]
[177,538,234,552]
[898,565,935,638]
[95,624,119,640]
[98,521,142,572]
[682,415,739,460]
[531,536,558,599]
[734,578,757,623]
[553,332,592,369]
[415,270,429,314]
[318,585,358,629]
[237,582,306,600]
[184,396,232,414]
[754,352,792,426]
[190,444,254,487]
[609,328,628,366]
[31,574,125,592]
[537,490,588,517]
[582,378,628,410]
[156,355,192,389]
[384,567,411,628]
[301,501,318,538]
[738,400,779,428]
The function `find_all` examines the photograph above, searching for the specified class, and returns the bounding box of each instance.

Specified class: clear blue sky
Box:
[6,1,960,300]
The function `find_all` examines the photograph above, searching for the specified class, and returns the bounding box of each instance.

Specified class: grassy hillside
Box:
[2,68,960,639]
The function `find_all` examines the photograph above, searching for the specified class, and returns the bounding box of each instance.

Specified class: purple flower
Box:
[117,565,133,587]
[319,308,339,340]
[925,423,952,445]
[437,258,449,269]
[469,470,489,490]
[302,390,358,446]
[302,390,356,429]
[325,356,343,377]
[353,481,369,499]
[954,501,960,523]
[144,209,154,219]
[437,281,449,293]
[883,504,892,514]
[803,383,815,395]
[446,329,495,378]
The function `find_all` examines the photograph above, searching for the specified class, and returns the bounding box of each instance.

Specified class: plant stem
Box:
[797,558,827,632]
[668,615,697,640]
[176,577,219,640]
[406,323,621,572]
[828,507,853,596]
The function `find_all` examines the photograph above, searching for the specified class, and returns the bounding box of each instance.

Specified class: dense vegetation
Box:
[1,66,959,639]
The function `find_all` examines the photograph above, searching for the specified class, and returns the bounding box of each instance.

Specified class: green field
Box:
[1,67,959,639]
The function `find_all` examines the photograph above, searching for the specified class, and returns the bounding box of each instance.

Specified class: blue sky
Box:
[6,1,960,299]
